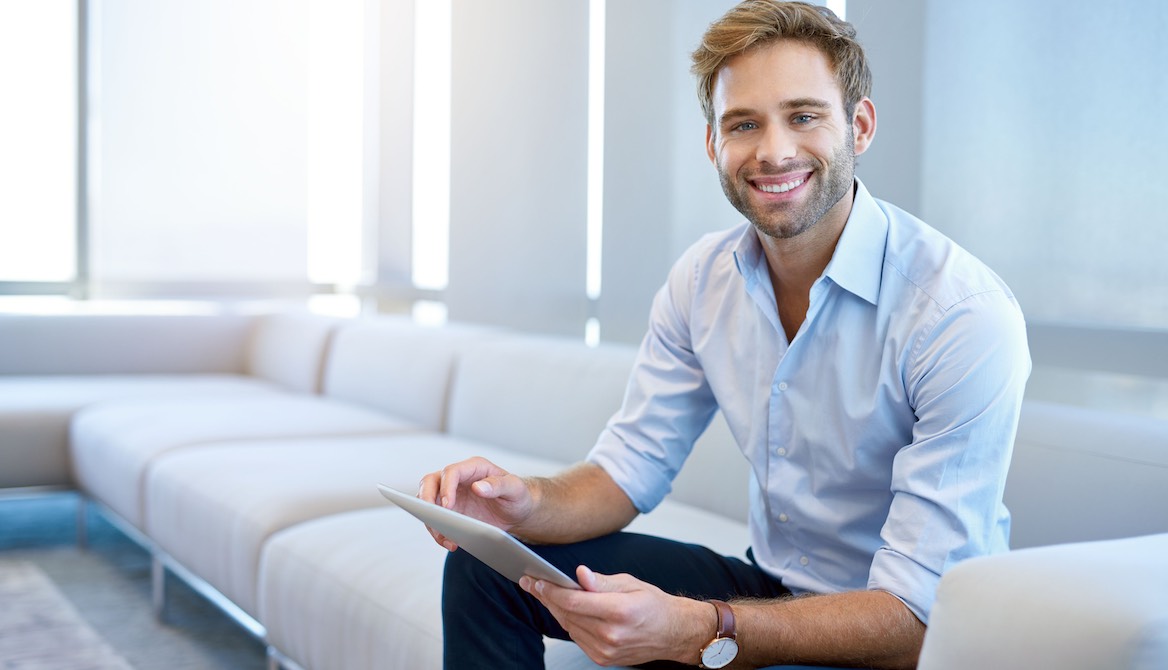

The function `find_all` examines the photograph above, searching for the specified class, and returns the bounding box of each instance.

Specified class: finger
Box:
[423,525,458,552]
[438,457,503,509]
[417,472,441,505]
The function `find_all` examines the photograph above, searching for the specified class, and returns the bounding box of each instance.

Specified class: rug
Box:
[0,560,135,669]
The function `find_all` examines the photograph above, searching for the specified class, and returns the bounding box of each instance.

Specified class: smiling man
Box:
[424,2,1030,669]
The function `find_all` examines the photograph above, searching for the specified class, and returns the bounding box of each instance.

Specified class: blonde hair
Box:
[691,0,872,125]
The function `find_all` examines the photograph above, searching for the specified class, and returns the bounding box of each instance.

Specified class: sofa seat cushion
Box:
[0,374,276,488]
[71,395,416,528]
[145,434,566,618]
[259,507,451,670]
[254,452,749,670]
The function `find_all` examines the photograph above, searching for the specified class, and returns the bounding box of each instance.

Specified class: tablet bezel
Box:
[377,483,580,590]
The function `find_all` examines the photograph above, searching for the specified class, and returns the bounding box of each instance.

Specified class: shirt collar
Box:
[732,178,888,306]
[822,179,887,306]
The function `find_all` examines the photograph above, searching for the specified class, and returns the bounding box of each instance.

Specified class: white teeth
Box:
[757,178,805,193]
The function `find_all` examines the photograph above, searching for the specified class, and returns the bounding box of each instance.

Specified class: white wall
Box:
[848,0,926,216]
[443,0,590,337]
[919,0,1168,329]
[597,0,740,344]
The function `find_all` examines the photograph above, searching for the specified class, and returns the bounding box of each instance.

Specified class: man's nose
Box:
[755,124,797,165]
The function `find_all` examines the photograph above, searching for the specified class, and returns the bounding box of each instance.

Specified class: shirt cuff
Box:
[868,546,940,623]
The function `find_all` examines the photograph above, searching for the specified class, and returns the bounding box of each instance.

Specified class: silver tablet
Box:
[377,483,580,590]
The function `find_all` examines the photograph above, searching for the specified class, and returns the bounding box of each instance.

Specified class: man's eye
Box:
[793,114,815,125]
[733,121,758,132]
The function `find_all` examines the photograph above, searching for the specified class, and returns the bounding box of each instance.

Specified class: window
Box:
[0,0,77,284]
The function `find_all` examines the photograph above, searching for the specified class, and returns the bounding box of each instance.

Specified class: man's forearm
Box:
[513,462,639,545]
[727,589,924,670]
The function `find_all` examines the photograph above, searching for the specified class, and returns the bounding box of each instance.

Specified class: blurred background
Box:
[2,0,1165,415]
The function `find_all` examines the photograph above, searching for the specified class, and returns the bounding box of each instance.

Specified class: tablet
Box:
[377,484,580,590]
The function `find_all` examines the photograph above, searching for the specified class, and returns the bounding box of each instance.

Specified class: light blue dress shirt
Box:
[587,180,1031,622]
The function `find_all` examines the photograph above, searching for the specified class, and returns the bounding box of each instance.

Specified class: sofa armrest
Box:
[918,533,1168,670]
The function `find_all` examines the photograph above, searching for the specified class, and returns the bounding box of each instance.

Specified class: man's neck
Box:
[758,185,855,341]
[759,185,854,299]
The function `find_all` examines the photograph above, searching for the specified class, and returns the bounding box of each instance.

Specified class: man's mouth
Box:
[755,177,805,193]
[749,172,811,195]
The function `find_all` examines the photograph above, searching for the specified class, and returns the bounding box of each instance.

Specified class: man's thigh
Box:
[530,532,789,602]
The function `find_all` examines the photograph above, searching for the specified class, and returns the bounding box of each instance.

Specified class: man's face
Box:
[706,41,866,240]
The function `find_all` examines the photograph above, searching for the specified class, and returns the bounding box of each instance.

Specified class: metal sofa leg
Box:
[151,555,166,620]
[75,496,88,550]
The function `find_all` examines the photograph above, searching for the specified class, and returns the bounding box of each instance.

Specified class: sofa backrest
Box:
[322,316,497,431]
[446,335,637,464]
[447,332,752,522]
[669,411,751,522]
[0,313,254,375]
[245,312,342,393]
[1005,399,1168,549]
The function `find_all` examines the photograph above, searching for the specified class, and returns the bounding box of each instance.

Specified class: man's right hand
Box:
[417,456,537,551]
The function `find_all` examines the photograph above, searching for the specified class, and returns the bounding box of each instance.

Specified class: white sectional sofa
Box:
[2,309,1166,669]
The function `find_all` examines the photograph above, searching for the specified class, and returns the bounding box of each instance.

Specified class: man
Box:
[421,2,1030,668]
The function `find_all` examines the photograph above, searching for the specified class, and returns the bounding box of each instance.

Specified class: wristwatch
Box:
[698,599,739,669]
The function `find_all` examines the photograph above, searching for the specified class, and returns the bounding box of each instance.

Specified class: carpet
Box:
[0,493,266,670]
[0,559,134,669]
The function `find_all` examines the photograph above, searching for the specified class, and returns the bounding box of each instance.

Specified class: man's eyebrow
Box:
[717,108,756,126]
[781,97,833,110]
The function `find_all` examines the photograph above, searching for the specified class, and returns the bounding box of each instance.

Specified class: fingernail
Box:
[534,580,545,594]
[519,576,531,591]
[441,496,449,508]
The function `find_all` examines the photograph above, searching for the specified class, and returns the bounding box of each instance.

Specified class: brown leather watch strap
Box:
[708,599,737,640]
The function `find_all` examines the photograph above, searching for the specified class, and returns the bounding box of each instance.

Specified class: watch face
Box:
[700,637,739,668]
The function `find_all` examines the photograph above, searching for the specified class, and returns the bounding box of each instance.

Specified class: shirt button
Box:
[777,382,789,391]
[800,556,810,566]
[776,448,787,456]
[778,513,789,523]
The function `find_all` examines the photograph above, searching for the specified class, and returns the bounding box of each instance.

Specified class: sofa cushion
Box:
[259,507,450,670]
[323,317,497,430]
[71,395,415,528]
[245,312,340,393]
[0,313,254,375]
[256,469,750,670]
[146,433,566,618]
[0,375,275,488]
[1006,400,1168,548]
[447,336,636,463]
[919,533,1168,670]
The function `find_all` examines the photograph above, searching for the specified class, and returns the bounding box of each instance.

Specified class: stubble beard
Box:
[718,133,857,241]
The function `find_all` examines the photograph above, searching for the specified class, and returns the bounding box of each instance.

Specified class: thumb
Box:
[576,565,634,593]
[472,474,525,501]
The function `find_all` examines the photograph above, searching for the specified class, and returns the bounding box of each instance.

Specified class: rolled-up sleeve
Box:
[869,289,1031,622]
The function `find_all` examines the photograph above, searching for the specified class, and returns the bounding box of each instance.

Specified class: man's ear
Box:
[705,124,717,165]
[852,98,876,156]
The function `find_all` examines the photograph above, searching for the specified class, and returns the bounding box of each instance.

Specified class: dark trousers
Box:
[441,532,790,670]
